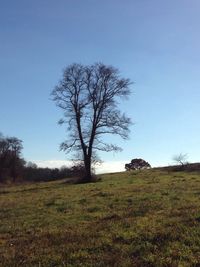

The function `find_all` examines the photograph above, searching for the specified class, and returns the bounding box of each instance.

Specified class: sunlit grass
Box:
[0,169,200,266]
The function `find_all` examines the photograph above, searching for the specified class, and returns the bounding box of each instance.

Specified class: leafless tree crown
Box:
[172,153,188,166]
[52,63,132,181]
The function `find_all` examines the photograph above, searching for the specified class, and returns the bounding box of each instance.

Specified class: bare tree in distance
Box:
[173,153,188,166]
[0,134,10,182]
[7,137,24,182]
[52,63,132,182]
[0,135,24,182]
[26,161,38,169]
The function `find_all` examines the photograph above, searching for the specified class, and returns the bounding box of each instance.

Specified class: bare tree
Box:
[0,135,24,182]
[0,134,10,182]
[52,63,132,182]
[173,153,188,166]
[7,137,24,182]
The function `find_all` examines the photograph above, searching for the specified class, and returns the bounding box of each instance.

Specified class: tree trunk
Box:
[83,155,92,183]
[11,166,16,183]
[12,172,17,183]
[0,168,3,183]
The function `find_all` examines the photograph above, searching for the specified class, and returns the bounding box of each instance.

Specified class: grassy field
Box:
[0,169,200,266]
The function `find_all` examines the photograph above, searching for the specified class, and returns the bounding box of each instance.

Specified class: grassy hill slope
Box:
[0,169,200,266]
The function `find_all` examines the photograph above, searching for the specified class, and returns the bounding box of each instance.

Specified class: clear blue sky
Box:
[0,0,200,171]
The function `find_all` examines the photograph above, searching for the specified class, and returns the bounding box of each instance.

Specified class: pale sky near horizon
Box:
[0,0,200,173]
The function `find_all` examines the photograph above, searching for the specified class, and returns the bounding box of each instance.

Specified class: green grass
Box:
[1,169,200,266]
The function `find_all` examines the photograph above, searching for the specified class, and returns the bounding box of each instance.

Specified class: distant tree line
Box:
[24,162,86,182]
[23,163,72,182]
[0,133,85,183]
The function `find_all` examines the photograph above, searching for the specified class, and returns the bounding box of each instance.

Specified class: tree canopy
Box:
[125,158,151,171]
